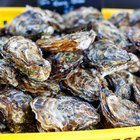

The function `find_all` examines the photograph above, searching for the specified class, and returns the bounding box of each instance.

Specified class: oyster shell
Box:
[0,36,9,48]
[1,36,51,82]
[127,53,140,73]
[123,27,140,52]
[108,12,130,28]
[101,88,140,127]
[7,6,64,38]
[17,76,60,94]
[129,9,140,27]
[0,59,18,87]
[86,40,131,77]
[0,89,36,132]
[31,96,100,132]
[90,20,128,48]
[132,76,140,105]
[63,68,102,102]
[37,30,96,52]
[105,71,134,99]
[48,51,83,80]
[63,7,103,32]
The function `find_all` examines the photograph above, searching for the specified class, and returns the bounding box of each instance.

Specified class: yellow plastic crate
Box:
[0,7,140,140]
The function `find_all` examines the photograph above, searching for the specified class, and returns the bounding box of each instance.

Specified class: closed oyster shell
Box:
[86,40,131,77]
[48,51,83,81]
[90,20,128,48]
[101,88,140,127]
[123,27,140,52]
[63,68,102,102]
[63,7,103,31]
[1,36,51,82]
[108,12,130,28]
[7,6,64,38]
[127,53,140,73]
[37,30,96,52]
[129,9,140,27]
[105,71,134,99]
[17,76,60,94]
[0,59,18,87]
[31,96,100,132]
[0,89,36,132]
[132,76,140,105]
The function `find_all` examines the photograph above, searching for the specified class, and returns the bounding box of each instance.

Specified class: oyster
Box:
[86,40,131,77]
[0,36,9,48]
[105,71,134,99]
[127,53,140,73]
[1,36,51,82]
[17,76,60,94]
[63,7,103,32]
[101,88,140,127]
[63,68,102,102]
[0,59,18,87]
[48,51,83,80]
[0,89,36,133]
[108,12,130,28]
[123,27,140,52]
[129,9,140,27]
[7,6,64,38]
[90,20,128,48]
[31,96,100,132]
[37,30,96,52]
[132,76,140,105]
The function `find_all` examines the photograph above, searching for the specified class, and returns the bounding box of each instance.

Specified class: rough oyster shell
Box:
[1,36,51,82]
[90,20,128,48]
[105,71,134,99]
[37,30,96,52]
[7,6,64,38]
[48,51,83,81]
[108,12,130,28]
[31,96,100,132]
[0,59,18,87]
[63,68,102,102]
[127,53,140,73]
[123,27,140,52]
[129,9,140,27]
[133,76,140,105]
[101,88,140,127]
[0,89,36,132]
[17,76,60,94]
[86,40,131,77]
[63,7,103,31]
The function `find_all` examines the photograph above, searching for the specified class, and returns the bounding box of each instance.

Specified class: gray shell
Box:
[1,36,51,82]
[31,96,100,132]
[0,59,18,86]
[7,6,64,38]
[63,68,102,102]
[101,88,140,127]
[87,40,131,77]
[0,89,36,132]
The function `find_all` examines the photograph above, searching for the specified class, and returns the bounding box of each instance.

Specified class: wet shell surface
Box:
[63,68,102,102]
[1,36,51,82]
[31,96,100,132]
[37,30,96,52]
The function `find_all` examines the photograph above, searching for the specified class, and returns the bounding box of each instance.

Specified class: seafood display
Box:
[0,6,140,133]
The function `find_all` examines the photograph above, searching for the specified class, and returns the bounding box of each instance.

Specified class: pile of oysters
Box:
[0,6,140,133]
